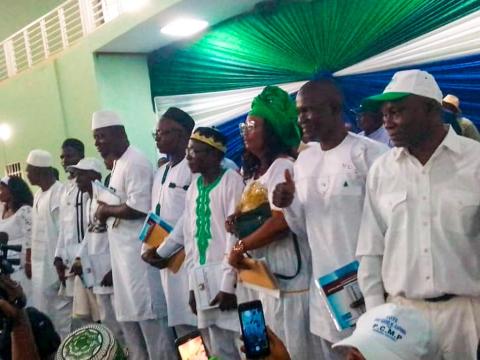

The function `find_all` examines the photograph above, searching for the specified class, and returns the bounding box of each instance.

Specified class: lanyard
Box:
[75,189,85,243]
[155,164,170,216]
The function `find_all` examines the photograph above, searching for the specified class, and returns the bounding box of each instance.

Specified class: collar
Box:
[393,126,461,161]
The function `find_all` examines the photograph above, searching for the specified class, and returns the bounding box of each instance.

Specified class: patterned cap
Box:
[56,324,126,360]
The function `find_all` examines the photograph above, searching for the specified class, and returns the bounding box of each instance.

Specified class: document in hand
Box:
[138,211,173,249]
[167,248,186,274]
[193,263,223,311]
[316,260,365,331]
[92,180,121,205]
[238,258,280,298]
[92,180,121,228]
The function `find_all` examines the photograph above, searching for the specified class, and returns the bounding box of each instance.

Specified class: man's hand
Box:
[265,327,291,360]
[95,201,111,223]
[189,290,197,315]
[141,248,169,269]
[210,291,237,311]
[53,257,67,286]
[272,170,295,208]
[228,248,248,270]
[240,327,291,360]
[70,258,83,276]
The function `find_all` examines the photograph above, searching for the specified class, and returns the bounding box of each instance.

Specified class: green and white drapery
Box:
[148,0,480,160]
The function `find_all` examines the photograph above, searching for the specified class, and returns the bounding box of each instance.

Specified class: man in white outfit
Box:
[54,138,89,335]
[26,149,71,338]
[141,107,197,337]
[273,79,387,359]
[353,100,392,147]
[69,157,125,344]
[92,110,175,359]
[356,69,480,359]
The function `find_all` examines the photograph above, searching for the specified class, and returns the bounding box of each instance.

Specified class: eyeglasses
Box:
[186,147,211,157]
[151,128,182,139]
[239,121,258,136]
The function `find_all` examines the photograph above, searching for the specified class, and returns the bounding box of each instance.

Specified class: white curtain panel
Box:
[334,9,480,76]
[154,81,306,127]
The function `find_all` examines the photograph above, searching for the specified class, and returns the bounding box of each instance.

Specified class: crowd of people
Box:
[0,69,479,360]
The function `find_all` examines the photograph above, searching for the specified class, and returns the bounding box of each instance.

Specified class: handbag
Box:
[233,202,272,239]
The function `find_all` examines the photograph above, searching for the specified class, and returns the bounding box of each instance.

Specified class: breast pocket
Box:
[442,190,480,236]
[379,191,408,232]
[334,174,364,197]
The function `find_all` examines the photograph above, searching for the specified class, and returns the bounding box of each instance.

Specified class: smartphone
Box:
[175,331,209,360]
[238,300,270,359]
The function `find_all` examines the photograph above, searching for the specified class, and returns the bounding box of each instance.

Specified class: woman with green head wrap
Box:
[226,86,313,359]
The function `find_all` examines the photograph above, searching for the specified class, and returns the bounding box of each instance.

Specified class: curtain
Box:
[335,9,480,76]
[148,0,480,97]
[339,53,480,126]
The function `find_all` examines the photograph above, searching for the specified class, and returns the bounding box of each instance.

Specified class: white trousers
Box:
[120,316,175,360]
[261,291,313,359]
[207,325,241,360]
[97,293,125,345]
[390,295,480,360]
[174,324,198,338]
[34,285,72,339]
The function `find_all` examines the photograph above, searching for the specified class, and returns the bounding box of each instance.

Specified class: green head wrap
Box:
[249,85,301,148]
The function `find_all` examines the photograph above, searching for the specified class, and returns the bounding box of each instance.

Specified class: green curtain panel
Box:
[149,0,480,96]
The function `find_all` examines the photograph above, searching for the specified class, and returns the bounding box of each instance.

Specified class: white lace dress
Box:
[0,205,32,302]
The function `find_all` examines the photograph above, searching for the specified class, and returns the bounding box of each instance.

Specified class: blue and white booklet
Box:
[316,260,365,331]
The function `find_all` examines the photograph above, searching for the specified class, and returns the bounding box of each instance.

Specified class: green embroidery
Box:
[195,170,225,265]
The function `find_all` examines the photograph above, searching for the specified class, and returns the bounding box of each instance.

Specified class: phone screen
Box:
[177,335,209,360]
[239,303,270,358]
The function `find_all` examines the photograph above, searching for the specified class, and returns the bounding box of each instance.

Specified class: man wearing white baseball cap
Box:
[356,70,480,359]
[26,149,71,338]
[333,304,441,360]
[67,157,125,345]
[91,110,175,359]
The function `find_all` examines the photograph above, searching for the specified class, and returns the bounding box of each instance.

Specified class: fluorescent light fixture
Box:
[161,18,208,37]
[122,0,149,12]
[0,124,12,141]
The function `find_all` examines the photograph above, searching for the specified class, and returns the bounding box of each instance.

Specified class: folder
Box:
[139,212,173,249]
[316,260,365,331]
[167,248,185,274]
[238,258,280,298]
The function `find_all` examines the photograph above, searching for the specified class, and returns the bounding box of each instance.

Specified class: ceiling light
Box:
[0,124,12,141]
[161,18,208,37]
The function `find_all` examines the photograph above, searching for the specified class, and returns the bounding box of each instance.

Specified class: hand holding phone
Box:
[238,300,270,359]
[175,331,209,360]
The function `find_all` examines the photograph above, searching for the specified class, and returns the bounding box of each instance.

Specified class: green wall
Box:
[0,61,67,175]
[94,53,158,161]
[0,0,180,178]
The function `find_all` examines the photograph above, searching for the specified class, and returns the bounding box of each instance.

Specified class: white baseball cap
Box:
[91,110,124,130]
[333,303,440,360]
[367,70,443,104]
[68,157,104,175]
[26,149,53,168]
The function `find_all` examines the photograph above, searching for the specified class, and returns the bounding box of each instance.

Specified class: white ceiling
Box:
[98,0,262,53]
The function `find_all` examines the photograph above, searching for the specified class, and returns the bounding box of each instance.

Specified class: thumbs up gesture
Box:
[272,169,296,208]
